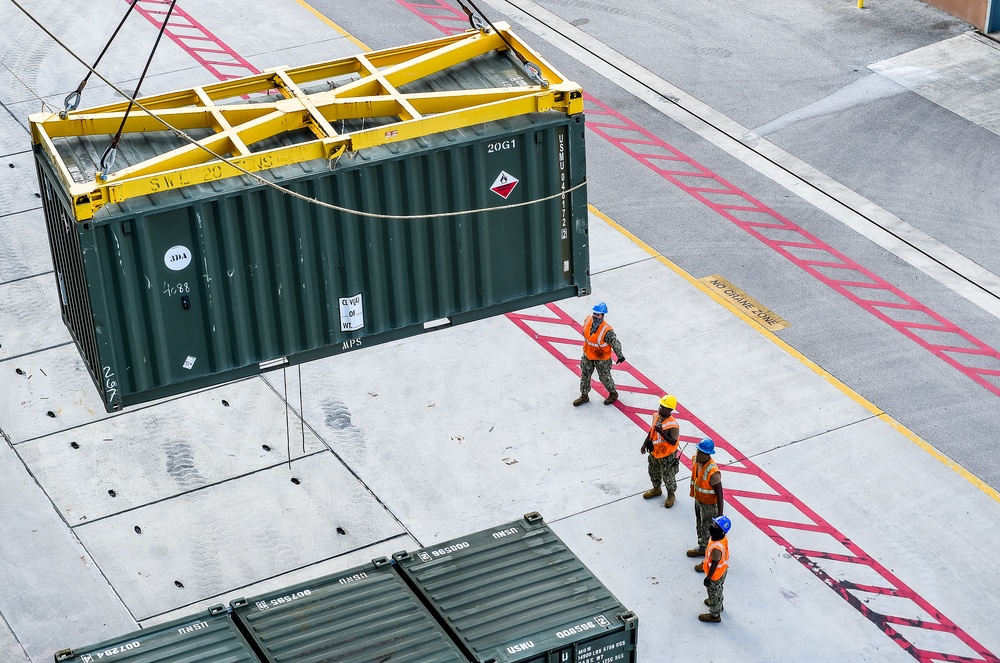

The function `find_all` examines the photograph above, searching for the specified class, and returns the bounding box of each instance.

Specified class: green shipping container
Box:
[35,48,589,412]
[53,605,259,663]
[229,557,470,663]
[393,513,638,663]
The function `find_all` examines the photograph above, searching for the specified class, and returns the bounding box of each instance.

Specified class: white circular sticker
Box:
[164,245,192,271]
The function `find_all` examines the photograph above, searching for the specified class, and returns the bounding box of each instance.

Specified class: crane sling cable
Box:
[455,0,548,86]
[61,0,142,118]
[453,0,484,29]
[17,1,584,220]
[25,6,585,220]
[43,26,580,218]
[98,0,179,180]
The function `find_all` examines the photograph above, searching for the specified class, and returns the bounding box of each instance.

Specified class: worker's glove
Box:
[616,356,626,364]
[703,577,711,588]
[641,439,653,455]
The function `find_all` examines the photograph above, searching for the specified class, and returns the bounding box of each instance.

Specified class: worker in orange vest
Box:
[696,515,731,623]
[640,394,680,507]
[573,302,626,406]
[687,438,725,558]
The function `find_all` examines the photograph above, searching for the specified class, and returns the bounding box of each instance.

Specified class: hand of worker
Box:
[616,356,626,364]
[703,577,711,588]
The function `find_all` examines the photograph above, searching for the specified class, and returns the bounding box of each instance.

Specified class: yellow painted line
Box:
[293,0,372,52]
[698,273,790,332]
[589,204,1000,503]
[877,413,1000,498]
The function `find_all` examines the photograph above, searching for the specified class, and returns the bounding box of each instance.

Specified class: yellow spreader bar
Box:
[29,22,583,221]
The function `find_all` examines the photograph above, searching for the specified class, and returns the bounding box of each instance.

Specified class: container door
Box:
[140,208,212,384]
[571,629,636,663]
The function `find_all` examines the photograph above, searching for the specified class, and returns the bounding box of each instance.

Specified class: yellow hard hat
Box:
[659,394,677,409]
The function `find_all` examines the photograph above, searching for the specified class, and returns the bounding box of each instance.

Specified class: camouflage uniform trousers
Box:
[705,569,727,617]
[694,501,720,552]
[579,356,616,394]
[647,453,679,493]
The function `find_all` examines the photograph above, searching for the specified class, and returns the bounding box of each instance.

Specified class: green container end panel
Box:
[229,557,471,663]
[53,606,259,663]
[393,513,638,663]
[36,113,589,412]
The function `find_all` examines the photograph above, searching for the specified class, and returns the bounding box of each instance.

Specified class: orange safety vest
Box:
[649,413,679,459]
[702,536,729,580]
[582,316,614,361]
[690,459,720,504]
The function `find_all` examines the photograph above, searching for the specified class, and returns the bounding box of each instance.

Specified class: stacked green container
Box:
[52,516,635,663]
[53,605,259,663]
[229,557,470,662]
[393,513,638,663]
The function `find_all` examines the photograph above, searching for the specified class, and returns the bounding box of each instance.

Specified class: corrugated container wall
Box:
[393,512,638,663]
[229,557,471,663]
[36,59,588,412]
[53,605,260,663]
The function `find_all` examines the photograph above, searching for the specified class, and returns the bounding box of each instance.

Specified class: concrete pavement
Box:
[1,0,999,661]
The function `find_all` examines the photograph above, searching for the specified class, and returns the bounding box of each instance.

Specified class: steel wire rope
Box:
[0,4,134,119]
[61,0,142,118]
[454,0,479,26]
[0,58,56,113]
[456,0,549,86]
[10,0,586,220]
[298,365,305,454]
[99,0,179,179]
[462,0,521,57]
[284,365,292,470]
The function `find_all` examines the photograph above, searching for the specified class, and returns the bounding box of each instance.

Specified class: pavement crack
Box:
[0,205,42,220]
[0,270,54,286]
[133,531,413,624]
[0,341,73,367]
[590,255,656,276]
[70,451,330,528]
[720,415,880,466]
[0,608,31,663]
[260,375,423,548]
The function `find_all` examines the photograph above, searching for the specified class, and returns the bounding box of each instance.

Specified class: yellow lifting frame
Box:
[29,22,584,222]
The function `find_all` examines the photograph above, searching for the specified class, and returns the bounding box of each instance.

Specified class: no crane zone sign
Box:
[699,274,790,332]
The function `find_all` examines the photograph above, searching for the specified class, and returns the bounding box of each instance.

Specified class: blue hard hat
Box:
[592,302,608,315]
[697,438,716,455]
[712,515,732,533]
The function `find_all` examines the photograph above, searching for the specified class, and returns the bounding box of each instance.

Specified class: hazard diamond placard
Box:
[490,170,519,199]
